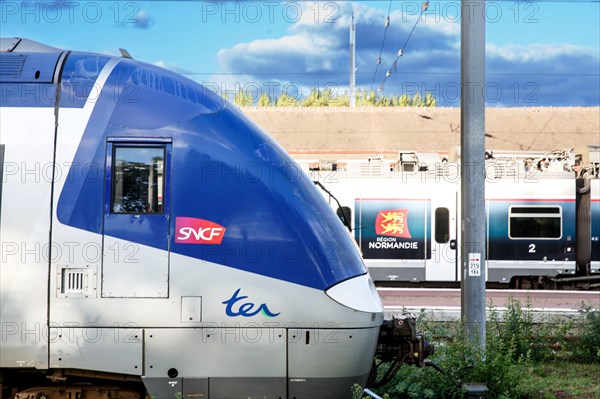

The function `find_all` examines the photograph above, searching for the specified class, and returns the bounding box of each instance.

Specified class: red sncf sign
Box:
[375,209,411,238]
[175,217,226,244]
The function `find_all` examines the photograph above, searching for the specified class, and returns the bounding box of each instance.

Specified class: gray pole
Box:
[349,13,356,108]
[461,0,486,353]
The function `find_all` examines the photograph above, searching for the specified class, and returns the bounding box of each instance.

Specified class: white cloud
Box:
[487,43,598,63]
[214,1,599,106]
[132,10,153,29]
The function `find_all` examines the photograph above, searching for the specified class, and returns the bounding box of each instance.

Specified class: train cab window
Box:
[435,207,450,243]
[111,146,165,214]
[509,206,561,239]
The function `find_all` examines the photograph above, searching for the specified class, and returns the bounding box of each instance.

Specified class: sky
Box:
[1,0,599,106]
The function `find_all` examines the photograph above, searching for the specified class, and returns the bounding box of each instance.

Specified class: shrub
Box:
[570,305,600,363]
[369,300,599,398]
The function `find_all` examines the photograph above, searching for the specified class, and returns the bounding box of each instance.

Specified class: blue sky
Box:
[1,0,599,106]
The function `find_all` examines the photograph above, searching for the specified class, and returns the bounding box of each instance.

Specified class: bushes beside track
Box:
[361,299,600,399]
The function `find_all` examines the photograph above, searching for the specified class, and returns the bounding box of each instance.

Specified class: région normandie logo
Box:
[375,209,411,238]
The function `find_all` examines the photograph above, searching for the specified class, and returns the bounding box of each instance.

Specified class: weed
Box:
[370,298,598,399]
[569,305,600,363]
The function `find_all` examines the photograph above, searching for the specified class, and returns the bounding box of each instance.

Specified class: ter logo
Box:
[222,289,280,318]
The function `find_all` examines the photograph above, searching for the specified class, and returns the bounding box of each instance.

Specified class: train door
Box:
[0,144,4,221]
[101,139,171,298]
[427,193,458,281]
[0,144,3,260]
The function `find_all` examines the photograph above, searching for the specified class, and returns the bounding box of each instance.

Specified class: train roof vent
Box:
[0,52,61,83]
[0,53,26,78]
[588,146,600,164]
[359,158,385,177]
[398,151,418,173]
[486,160,520,179]
[431,163,454,179]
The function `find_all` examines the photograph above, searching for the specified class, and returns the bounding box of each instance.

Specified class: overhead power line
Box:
[369,0,394,94]
[378,1,430,94]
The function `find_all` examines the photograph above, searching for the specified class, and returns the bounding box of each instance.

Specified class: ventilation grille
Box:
[359,161,384,177]
[486,160,519,179]
[0,54,26,78]
[61,269,87,294]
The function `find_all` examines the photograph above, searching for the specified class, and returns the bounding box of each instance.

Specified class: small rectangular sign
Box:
[468,252,481,277]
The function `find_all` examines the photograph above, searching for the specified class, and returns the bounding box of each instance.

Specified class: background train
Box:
[0,38,432,399]
[303,148,600,289]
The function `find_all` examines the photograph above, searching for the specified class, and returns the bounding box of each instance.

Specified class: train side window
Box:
[435,207,450,243]
[111,146,165,214]
[509,206,562,239]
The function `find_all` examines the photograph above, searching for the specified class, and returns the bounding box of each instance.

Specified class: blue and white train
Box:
[0,38,428,399]
[306,149,600,289]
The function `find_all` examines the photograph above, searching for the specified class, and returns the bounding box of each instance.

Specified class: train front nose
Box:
[325,275,436,392]
[286,274,384,399]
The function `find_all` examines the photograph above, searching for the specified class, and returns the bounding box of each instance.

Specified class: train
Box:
[302,147,600,289]
[0,38,432,399]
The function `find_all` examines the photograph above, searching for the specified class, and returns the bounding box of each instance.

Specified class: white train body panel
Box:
[1,106,55,369]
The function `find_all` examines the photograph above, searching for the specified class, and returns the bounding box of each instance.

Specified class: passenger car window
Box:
[509,206,561,239]
[111,146,165,214]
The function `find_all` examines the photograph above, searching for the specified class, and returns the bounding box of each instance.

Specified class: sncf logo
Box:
[375,209,412,238]
[175,217,226,244]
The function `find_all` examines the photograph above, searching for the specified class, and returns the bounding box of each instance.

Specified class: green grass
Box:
[364,361,600,399]
[517,361,600,399]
